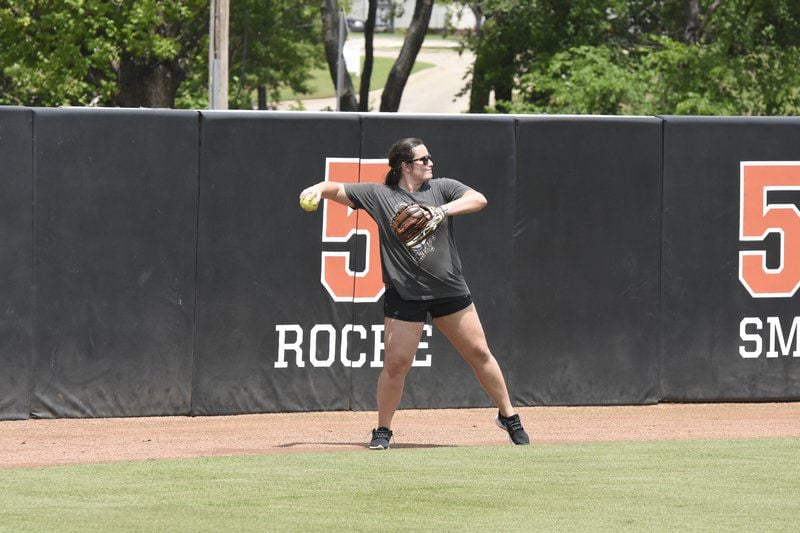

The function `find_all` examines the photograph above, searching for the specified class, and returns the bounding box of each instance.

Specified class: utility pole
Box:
[209,0,229,109]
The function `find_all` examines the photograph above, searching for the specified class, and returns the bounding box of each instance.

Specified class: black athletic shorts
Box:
[383,287,473,323]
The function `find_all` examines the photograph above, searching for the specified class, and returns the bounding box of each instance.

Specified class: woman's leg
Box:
[376,317,425,429]
[433,304,515,417]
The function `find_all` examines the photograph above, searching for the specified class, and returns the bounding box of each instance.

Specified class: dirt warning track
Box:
[1,403,798,469]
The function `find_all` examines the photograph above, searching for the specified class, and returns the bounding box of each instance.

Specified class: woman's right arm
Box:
[299,181,355,208]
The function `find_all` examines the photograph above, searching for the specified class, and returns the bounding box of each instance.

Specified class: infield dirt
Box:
[1,403,798,469]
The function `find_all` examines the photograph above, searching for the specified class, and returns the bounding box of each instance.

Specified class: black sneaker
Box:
[495,412,530,445]
[369,427,393,450]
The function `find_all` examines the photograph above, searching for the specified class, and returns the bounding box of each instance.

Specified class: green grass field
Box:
[2,438,798,532]
[279,56,434,102]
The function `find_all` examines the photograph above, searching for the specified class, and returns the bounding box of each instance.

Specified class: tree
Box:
[227,1,323,110]
[359,0,378,111]
[629,0,800,115]
[0,1,121,107]
[321,0,434,112]
[461,0,800,115]
[464,0,616,112]
[114,1,208,107]
[0,0,207,108]
[0,0,323,109]
[379,0,434,111]
[321,0,358,110]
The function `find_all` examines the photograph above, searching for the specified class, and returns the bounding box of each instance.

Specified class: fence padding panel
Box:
[511,117,662,405]
[31,109,198,418]
[4,108,799,422]
[0,107,33,420]
[192,112,361,415]
[661,116,800,401]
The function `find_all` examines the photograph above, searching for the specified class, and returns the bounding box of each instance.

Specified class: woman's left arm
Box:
[441,189,487,216]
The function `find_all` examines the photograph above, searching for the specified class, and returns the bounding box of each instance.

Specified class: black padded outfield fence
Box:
[660,117,800,401]
[0,107,798,420]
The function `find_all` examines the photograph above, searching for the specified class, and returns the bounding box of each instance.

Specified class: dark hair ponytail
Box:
[385,137,424,186]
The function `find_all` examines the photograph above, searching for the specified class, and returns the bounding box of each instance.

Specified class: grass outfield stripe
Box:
[1,438,798,532]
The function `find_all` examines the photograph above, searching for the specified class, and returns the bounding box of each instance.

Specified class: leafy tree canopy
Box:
[465,0,800,115]
[207,0,322,110]
[0,0,322,109]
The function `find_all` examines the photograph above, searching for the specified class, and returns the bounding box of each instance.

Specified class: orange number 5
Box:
[321,158,386,303]
[739,162,800,298]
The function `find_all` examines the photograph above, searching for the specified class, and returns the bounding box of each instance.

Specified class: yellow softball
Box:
[299,193,319,212]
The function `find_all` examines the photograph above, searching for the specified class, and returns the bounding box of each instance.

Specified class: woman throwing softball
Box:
[299,138,529,449]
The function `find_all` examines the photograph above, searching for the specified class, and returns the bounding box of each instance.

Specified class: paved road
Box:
[277,37,473,113]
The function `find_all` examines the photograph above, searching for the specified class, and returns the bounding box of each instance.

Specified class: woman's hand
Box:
[298,181,355,209]
[299,183,323,205]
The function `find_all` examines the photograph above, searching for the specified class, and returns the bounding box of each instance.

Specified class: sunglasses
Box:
[409,155,434,165]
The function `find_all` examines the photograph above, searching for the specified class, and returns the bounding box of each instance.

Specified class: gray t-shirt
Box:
[344,177,472,300]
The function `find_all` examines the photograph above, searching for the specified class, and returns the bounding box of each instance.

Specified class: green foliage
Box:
[0,0,207,107]
[0,0,322,108]
[467,0,800,115]
[226,1,323,109]
[0,1,120,106]
[277,56,434,102]
[517,45,645,115]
